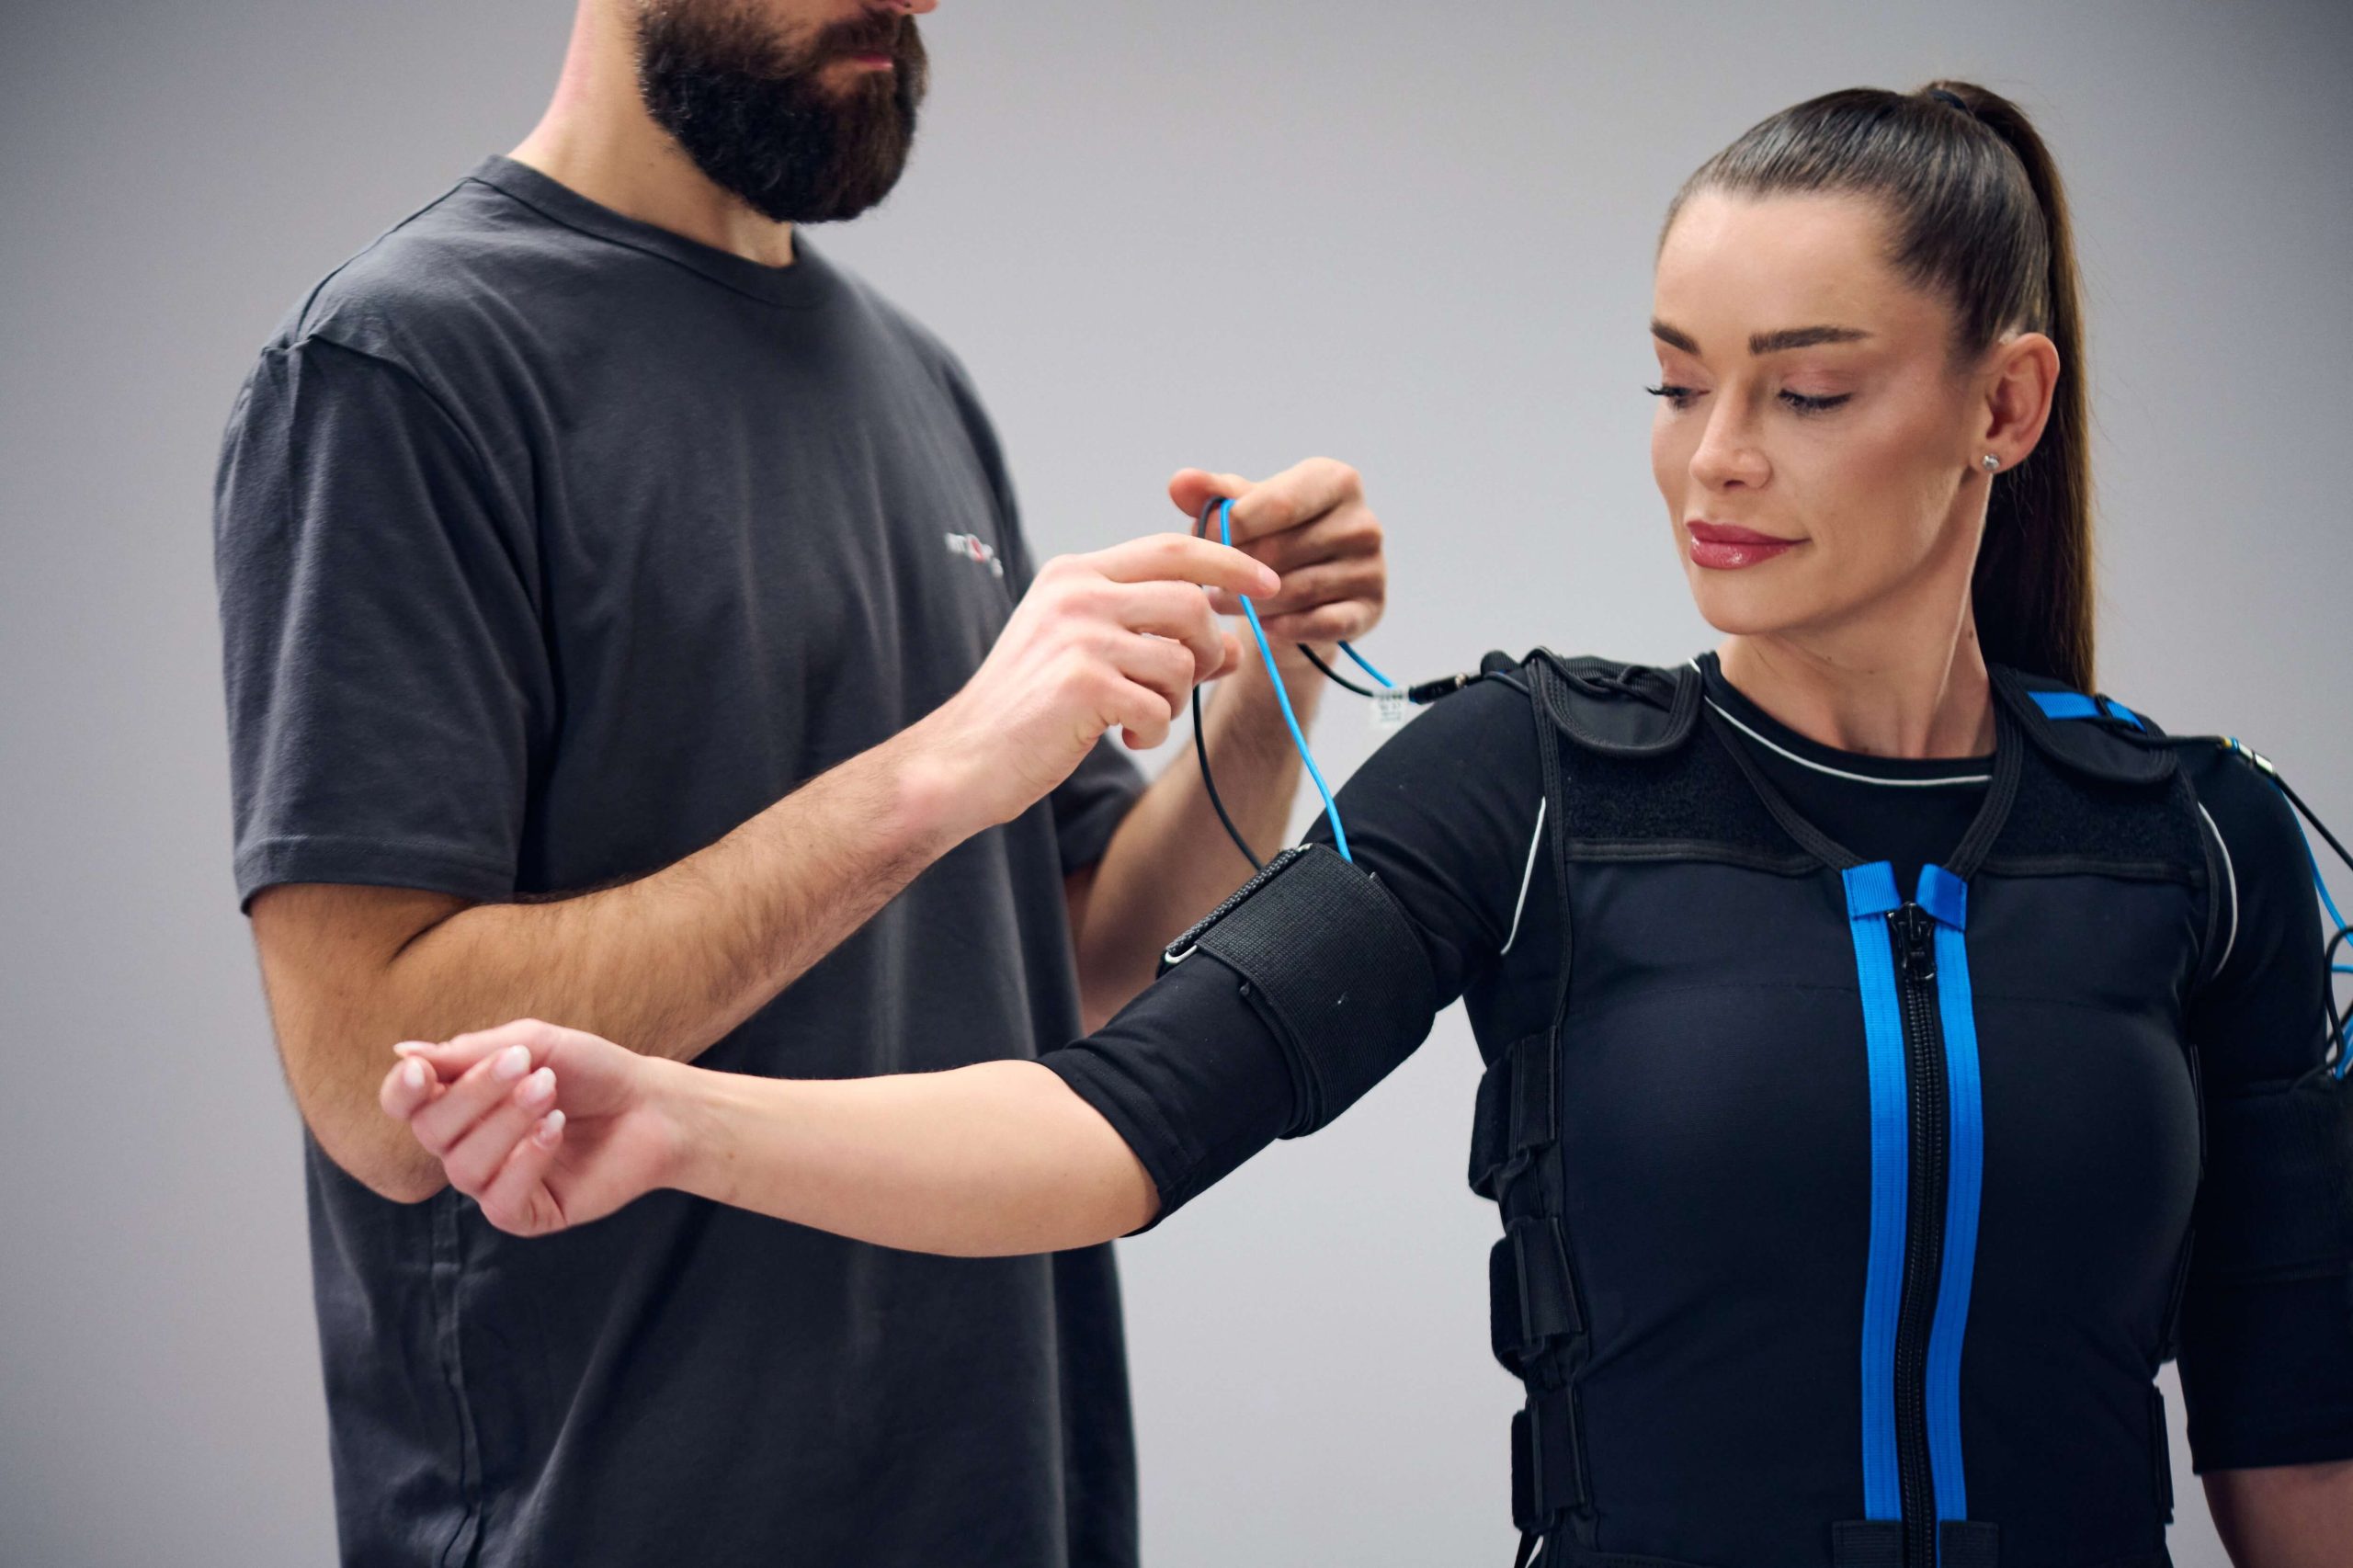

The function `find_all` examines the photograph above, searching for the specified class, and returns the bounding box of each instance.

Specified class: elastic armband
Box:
[1160,845,1439,1137]
[2194,1066,2353,1281]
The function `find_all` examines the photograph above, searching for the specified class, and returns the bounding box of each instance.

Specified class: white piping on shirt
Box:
[1501,797,1547,956]
[1699,699,1994,789]
[2197,801,2241,979]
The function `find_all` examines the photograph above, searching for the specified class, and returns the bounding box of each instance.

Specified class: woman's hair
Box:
[1664,83,2095,690]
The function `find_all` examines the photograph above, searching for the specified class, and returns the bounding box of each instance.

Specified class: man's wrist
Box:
[1219,635,1327,747]
[868,718,983,858]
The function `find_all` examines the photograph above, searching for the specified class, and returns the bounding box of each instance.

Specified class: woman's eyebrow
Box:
[1749,324,1872,355]
[1650,320,1874,357]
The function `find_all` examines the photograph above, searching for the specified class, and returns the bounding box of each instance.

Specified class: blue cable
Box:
[1216,498,1354,862]
[1339,641,1394,690]
[2279,782,2353,1077]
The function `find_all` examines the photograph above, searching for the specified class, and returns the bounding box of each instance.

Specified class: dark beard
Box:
[633,2,929,225]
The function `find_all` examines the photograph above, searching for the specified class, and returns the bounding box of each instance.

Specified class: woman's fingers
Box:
[441,1067,559,1196]
[380,1051,446,1120]
[409,1043,536,1157]
[393,1018,563,1082]
[475,1111,567,1236]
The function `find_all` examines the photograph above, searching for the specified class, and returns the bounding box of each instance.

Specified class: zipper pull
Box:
[1894,903,1937,983]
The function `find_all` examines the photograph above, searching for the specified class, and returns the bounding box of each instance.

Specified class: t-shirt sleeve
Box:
[1043,672,1541,1225]
[2173,743,2353,1471]
[213,335,552,909]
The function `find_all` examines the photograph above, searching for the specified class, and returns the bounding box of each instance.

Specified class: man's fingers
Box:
[1091,533,1279,598]
[442,1068,559,1196]
[1166,468,1252,524]
[1236,561,1382,621]
[475,1112,567,1237]
[1108,581,1226,678]
[1103,633,1196,738]
[1221,458,1364,544]
[410,1043,537,1157]
[1256,603,1379,644]
[1239,506,1383,575]
[1106,674,1179,750]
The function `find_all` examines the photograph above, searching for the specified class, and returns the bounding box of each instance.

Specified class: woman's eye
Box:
[1644,382,1699,411]
[1779,390,1853,415]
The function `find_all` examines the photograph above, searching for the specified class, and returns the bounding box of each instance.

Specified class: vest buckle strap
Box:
[1489,1216,1583,1372]
[1829,1518,1999,1567]
[1510,1384,1589,1532]
[1471,1032,1559,1198]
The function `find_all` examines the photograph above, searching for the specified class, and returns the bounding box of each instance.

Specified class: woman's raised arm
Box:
[379,1018,1158,1254]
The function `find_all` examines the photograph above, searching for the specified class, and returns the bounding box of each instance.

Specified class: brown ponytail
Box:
[1664,82,2097,691]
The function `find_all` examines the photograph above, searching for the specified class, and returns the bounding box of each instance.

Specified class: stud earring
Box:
[1981,453,2000,472]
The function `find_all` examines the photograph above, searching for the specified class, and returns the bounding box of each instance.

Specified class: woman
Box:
[381,83,2353,1565]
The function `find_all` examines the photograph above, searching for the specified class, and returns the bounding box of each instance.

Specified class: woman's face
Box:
[1648,190,2014,649]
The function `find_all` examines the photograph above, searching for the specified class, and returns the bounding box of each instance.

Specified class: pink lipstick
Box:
[1687,519,1801,571]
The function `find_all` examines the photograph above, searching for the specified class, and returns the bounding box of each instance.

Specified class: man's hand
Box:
[907,534,1274,839]
[380,1019,675,1235]
[1168,458,1386,649]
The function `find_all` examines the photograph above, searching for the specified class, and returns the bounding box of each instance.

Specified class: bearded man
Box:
[210,3,1387,1563]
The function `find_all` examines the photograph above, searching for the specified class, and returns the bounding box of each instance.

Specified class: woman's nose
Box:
[1689,405,1769,492]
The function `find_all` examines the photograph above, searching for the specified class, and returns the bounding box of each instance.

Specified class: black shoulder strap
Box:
[1988,664,2177,786]
[1524,650,1701,758]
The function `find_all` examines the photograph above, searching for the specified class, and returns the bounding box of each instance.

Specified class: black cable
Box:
[2265,767,2353,1075]
[2275,772,2353,876]
[1193,679,1263,872]
[2325,926,2351,1076]
[1297,643,1381,698]
[1182,495,1480,872]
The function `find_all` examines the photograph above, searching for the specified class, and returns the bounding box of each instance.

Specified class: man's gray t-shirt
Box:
[214,156,1145,1568]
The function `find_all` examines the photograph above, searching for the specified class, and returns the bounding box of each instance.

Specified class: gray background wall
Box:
[4,1,2347,1562]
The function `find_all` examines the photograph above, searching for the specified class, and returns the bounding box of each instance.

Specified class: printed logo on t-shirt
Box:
[944,531,1006,578]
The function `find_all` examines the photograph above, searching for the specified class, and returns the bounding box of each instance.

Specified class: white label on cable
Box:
[1371,690,1412,732]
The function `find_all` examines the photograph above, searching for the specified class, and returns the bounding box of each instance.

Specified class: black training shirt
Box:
[215,156,1144,1568]
[1046,650,2353,1472]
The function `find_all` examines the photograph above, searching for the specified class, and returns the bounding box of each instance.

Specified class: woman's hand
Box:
[379,1018,678,1235]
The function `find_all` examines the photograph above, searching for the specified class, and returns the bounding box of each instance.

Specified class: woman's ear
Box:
[1978,330,2061,472]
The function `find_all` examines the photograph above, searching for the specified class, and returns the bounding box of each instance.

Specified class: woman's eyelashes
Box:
[1643,382,1854,415]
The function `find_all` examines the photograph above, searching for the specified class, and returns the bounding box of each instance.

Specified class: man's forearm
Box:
[1070,647,1322,1028]
[260,725,972,1200]
[392,731,965,1062]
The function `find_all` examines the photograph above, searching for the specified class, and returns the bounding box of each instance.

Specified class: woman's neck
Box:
[1716,619,1995,762]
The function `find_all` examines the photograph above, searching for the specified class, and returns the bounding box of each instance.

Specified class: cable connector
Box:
[2225,735,2279,777]
[1407,672,1476,704]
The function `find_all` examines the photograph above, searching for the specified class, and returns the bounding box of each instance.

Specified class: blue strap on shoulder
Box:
[2027,687,2144,732]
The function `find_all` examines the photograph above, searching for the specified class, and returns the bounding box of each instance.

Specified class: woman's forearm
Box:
[653,1057,1160,1256]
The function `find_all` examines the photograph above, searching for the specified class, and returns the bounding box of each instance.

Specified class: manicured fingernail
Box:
[494,1045,531,1082]
[392,1040,426,1057]
[402,1060,428,1091]
[536,1110,565,1145]
[521,1067,555,1104]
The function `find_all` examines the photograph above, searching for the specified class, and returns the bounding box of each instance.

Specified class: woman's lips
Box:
[1686,519,1801,570]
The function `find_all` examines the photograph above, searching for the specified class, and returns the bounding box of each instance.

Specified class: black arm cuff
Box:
[1040,957,1296,1232]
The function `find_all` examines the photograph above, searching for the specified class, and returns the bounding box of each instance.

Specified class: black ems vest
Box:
[1465,653,2226,1568]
